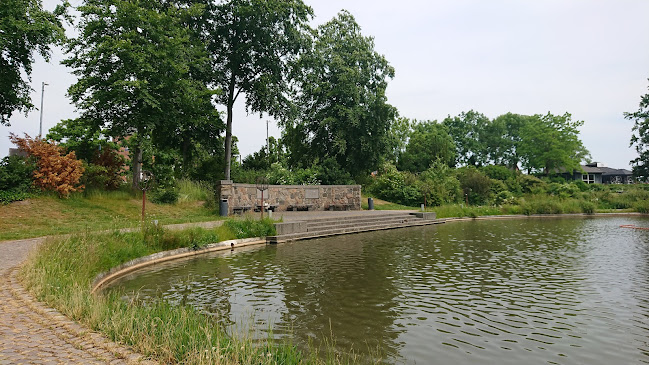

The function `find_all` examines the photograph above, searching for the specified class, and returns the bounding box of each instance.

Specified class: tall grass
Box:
[20,220,355,364]
[177,179,212,203]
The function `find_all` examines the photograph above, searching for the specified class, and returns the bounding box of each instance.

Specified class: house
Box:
[563,162,634,184]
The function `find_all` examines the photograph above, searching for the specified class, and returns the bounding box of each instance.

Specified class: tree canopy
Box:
[0,0,65,125]
[518,112,589,174]
[63,0,218,186]
[626,79,649,181]
[284,10,397,176]
[442,110,490,167]
[397,120,455,173]
[207,0,313,180]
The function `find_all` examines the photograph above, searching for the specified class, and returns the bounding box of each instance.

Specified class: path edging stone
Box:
[91,237,265,294]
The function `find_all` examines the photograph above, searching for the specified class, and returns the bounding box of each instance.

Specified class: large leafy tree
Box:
[518,112,589,174]
[284,10,397,176]
[397,120,455,173]
[207,0,312,181]
[442,110,491,167]
[488,113,535,169]
[63,0,217,187]
[0,0,65,125]
[626,79,649,181]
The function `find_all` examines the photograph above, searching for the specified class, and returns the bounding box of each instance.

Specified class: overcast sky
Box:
[3,0,649,170]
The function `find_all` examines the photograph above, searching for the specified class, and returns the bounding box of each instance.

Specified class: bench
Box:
[232,205,252,215]
[325,203,353,211]
[254,204,277,212]
[286,204,313,211]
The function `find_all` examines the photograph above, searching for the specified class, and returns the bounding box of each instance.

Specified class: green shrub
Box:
[368,163,422,207]
[418,162,461,206]
[0,189,32,205]
[480,165,516,181]
[580,201,596,214]
[517,174,546,194]
[224,217,276,238]
[635,200,649,214]
[0,155,35,192]
[457,167,491,205]
[151,187,180,204]
[572,180,590,192]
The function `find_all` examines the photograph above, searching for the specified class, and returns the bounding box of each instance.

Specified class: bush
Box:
[572,180,590,192]
[0,190,32,205]
[457,167,491,205]
[314,158,354,185]
[368,163,422,206]
[480,165,516,181]
[150,187,179,204]
[580,201,596,214]
[10,134,85,197]
[418,161,461,206]
[634,200,649,214]
[517,174,546,194]
[224,217,276,238]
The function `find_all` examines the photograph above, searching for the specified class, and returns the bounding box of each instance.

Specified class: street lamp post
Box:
[39,82,49,138]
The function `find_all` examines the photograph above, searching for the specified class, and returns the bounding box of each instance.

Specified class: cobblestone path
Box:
[0,238,155,364]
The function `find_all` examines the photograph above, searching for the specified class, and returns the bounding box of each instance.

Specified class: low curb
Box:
[91,237,266,294]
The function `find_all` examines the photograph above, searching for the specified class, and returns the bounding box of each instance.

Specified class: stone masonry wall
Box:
[218,181,361,215]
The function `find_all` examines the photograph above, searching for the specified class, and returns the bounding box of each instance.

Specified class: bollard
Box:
[421,204,425,211]
[368,197,374,210]
[219,199,228,217]
[268,210,273,219]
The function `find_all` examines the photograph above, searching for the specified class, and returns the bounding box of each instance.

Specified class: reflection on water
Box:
[107,217,649,364]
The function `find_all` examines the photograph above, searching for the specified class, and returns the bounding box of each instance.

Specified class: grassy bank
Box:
[363,186,648,219]
[20,220,346,364]
[0,188,219,241]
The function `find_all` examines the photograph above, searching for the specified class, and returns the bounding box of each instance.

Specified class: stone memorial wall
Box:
[217,181,361,215]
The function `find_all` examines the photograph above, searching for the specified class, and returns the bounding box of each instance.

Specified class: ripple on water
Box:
[107,217,649,364]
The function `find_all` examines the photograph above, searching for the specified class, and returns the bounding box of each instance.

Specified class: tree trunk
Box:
[224,76,236,181]
[182,135,190,177]
[132,143,142,190]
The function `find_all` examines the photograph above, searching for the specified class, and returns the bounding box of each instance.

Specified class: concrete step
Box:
[296,212,416,226]
[267,218,445,244]
[306,215,417,231]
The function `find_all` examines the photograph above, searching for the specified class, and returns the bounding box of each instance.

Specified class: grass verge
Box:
[20,219,361,364]
[0,189,220,241]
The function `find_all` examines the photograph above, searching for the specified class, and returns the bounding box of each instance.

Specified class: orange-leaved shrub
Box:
[10,133,85,197]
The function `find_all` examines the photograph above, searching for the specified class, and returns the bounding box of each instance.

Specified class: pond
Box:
[106,216,649,364]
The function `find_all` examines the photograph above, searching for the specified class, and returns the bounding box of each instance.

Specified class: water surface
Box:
[107,216,649,364]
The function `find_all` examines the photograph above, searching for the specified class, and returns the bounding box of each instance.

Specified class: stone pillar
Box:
[217,180,233,215]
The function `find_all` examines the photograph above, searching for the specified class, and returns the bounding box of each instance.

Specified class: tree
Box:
[386,117,413,164]
[397,120,455,173]
[0,0,65,125]
[284,10,397,176]
[518,112,589,174]
[488,113,535,169]
[207,0,313,181]
[625,79,649,181]
[63,0,217,188]
[442,110,491,167]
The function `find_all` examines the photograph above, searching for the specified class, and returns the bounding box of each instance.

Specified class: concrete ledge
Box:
[275,221,308,235]
[411,212,437,220]
[91,237,265,294]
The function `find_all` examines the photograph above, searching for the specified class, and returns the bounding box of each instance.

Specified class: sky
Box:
[3,0,649,170]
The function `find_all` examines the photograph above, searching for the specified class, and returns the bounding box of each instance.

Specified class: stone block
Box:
[275,221,307,235]
[412,212,437,220]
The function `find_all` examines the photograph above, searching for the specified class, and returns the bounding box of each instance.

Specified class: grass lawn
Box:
[0,190,220,241]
